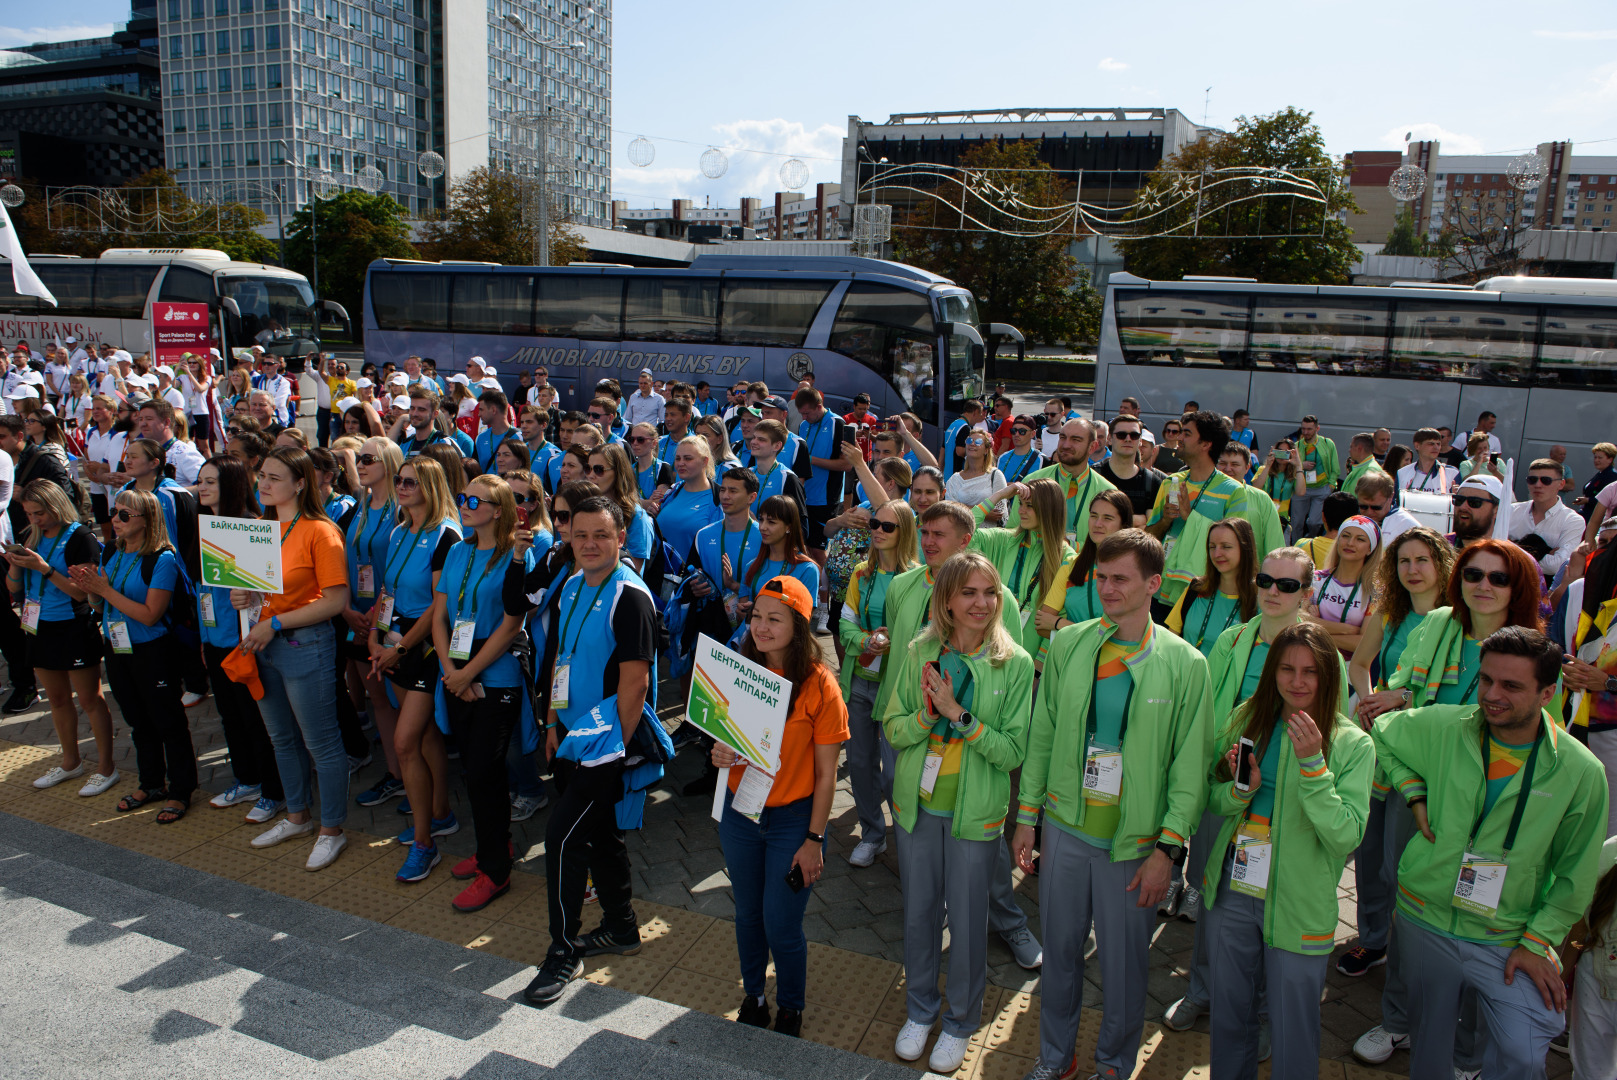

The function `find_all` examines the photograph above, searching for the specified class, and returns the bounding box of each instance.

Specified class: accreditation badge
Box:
[20,600,39,633]
[372,591,395,629]
[1452,851,1508,917]
[1229,821,1272,899]
[1082,741,1123,805]
[107,618,133,655]
[357,564,376,599]
[550,663,570,710]
[449,619,475,661]
[199,592,215,627]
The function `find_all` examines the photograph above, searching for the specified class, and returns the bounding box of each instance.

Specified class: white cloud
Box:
[1097,57,1128,71]
[612,118,844,209]
[1532,29,1617,40]
[0,23,115,48]
[1380,122,1484,155]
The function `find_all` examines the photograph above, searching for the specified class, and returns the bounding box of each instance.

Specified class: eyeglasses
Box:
[517,491,539,504]
[1043,411,1061,419]
[629,435,653,444]
[1357,503,1387,513]
[553,509,572,524]
[1460,567,1511,587]
[1112,431,1141,441]
[112,509,144,523]
[1526,475,1559,485]
[868,519,899,535]
[1011,427,1032,436]
[1163,427,1182,436]
[587,464,610,477]
[1451,494,1498,509]
[1255,573,1306,593]
[456,493,483,510]
[394,475,419,490]
[588,413,607,422]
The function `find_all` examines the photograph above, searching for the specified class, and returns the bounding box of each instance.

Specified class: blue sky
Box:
[9,2,1617,208]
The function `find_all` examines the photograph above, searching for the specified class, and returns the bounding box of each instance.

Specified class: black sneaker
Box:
[1549,1030,1570,1056]
[522,954,583,1005]
[355,773,404,807]
[736,995,771,1028]
[773,1007,802,1038]
[2,688,39,715]
[580,924,641,957]
[1335,945,1388,977]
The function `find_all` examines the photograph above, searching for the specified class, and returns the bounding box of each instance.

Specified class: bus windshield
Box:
[220,275,316,346]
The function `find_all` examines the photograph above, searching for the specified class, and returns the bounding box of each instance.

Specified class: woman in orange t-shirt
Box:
[231,446,353,872]
[711,574,848,1040]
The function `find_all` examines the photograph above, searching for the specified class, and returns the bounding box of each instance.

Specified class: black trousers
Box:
[447,684,520,883]
[332,627,369,759]
[181,638,209,697]
[545,757,633,960]
[0,597,34,695]
[106,636,197,802]
[203,641,283,801]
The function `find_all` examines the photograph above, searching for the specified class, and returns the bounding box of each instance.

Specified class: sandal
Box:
[155,801,190,825]
[117,787,166,813]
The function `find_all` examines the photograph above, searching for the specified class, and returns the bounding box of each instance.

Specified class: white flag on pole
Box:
[0,199,56,307]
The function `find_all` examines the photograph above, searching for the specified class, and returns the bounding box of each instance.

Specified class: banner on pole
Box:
[151,301,210,367]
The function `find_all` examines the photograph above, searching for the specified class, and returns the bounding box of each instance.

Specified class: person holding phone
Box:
[1262,439,1299,522]
[7,478,113,795]
[73,487,195,824]
[648,435,720,559]
[432,474,534,913]
[711,575,846,1038]
[1201,621,1373,1078]
[1035,490,1135,672]
[882,551,1033,1073]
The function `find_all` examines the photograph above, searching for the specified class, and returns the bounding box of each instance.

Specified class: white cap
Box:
[64,336,76,345]
[20,371,44,385]
[1456,473,1505,500]
[113,350,132,364]
[39,402,55,416]
[209,347,221,358]
[157,365,174,378]
[355,377,373,389]
[5,386,37,400]
[447,373,470,386]
[478,377,502,390]
[640,367,653,377]
[466,356,486,370]
[482,365,497,375]
[391,394,411,410]
[335,395,361,412]
[388,373,408,386]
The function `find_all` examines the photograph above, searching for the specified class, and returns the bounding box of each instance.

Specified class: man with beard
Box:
[1146,410,1255,613]
[1448,474,1507,551]
[1013,418,1118,550]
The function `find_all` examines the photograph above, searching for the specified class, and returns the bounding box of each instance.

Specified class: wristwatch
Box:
[270,615,283,632]
[1155,840,1186,865]
[1605,676,1617,695]
[1400,688,1413,705]
[805,831,825,844]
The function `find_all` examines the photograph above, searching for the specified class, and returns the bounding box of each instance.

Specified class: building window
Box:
[305,147,319,168]
[216,0,228,13]
[193,33,207,55]
[222,143,235,167]
[198,144,211,167]
[169,74,184,96]
[241,0,252,9]
[169,35,184,58]
[191,0,204,15]
[219,106,233,130]
[265,0,276,9]
[269,140,284,164]
[245,142,259,166]
[167,0,181,16]
[331,151,345,173]
[244,103,257,128]
[175,146,188,169]
[194,71,208,92]
[264,25,280,49]
[217,67,231,91]
[171,111,187,133]
[240,27,254,51]
[267,101,281,126]
[266,64,281,87]
[195,108,209,131]
[242,66,255,90]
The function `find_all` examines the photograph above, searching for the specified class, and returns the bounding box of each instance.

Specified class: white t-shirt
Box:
[0,449,13,544]
[45,362,72,398]
[1397,460,1458,493]
[945,468,1007,516]
[85,426,127,497]
[1312,568,1370,629]
[162,387,187,413]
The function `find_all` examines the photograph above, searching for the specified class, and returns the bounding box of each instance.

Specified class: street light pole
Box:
[504,11,587,268]
[275,138,321,298]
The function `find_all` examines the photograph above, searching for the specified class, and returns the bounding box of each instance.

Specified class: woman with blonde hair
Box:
[223,364,253,415]
[72,486,195,823]
[61,373,92,429]
[881,550,1034,1073]
[837,498,919,866]
[346,437,409,807]
[587,442,655,572]
[695,412,738,480]
[369,454,463,883]
[1166,517,1261,656]
[651,434,721,560]
[968,476,1071,654]
[7,478,114,795]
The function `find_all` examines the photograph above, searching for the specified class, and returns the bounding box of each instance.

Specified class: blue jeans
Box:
[256,622,348,828]
[718,791,818,1010]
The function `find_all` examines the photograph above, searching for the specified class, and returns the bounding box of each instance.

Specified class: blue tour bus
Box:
[360,254,1002,440]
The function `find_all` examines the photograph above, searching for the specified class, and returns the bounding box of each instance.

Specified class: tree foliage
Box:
[1117,107,1360,284]
[417,166,587,267]
[1380,205,1435,258]
[7,168,277,263]
[283,189,417,341]
[891,141,1102,348]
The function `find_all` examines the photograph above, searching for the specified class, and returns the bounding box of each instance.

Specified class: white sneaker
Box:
[244,797,285,824]
[33,763,84,789]
[209,782,261,808]
[181,691,207,708]
[305,833,347,871]
[251,817,316,848]
[1163,996,1204,1032]
[929,1031,970,1074]
[77,771,119,797]
[1352,1025,1409,1065]
[848,838,886,867]
[894,1019,931,1061]
[1453,1070,1480,1080]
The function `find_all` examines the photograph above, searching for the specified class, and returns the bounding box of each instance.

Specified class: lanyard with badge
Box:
[1301,440,1320,487]
[1192,593,1240,651]
[1010,540,1039,627]
[352,498,393,599]
[920,653,976,797]
[1312,570,1361,624]
[1230,733,1279,898]
[1062,468,1094,547]
[1081,643,1131,805]
[373,524,421,628]
[104,550,142,654]
[551,577,610,710]
[720,520,754,626]
[21,526,70,634]
[1165,474,1215,558]
[1453,728,1543,917]
[448,546,496,661]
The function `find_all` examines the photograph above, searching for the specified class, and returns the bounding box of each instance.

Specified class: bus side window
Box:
[1390,301,1536,384]
[96,266,160,320]
[624,277,717,344]
[0,272,41,315]
[537,275,623,339]
[453,273,536,335]
[157,265,218,307]
[33,264,97,318]
[371,271,450,332]
[1536,307,1617,388]
[719,280,833,348]
[829,282,934,408]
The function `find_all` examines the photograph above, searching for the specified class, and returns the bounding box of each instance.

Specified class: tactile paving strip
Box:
[791,1000,875,1053]
[675,919,745,980]
[240,858,333,901]
[648,966,751,1018]
[313,877,415,923]
[582,953,672,997]
[606,899,714,965]
[981,988,1041,1058]
[467,920,550,965]
[175,842,268,881]
[803,940,901,1017]
[387,899,495,946]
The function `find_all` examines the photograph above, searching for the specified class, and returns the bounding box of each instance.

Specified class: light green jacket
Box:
[1007,461,1116,551]
[969,526,1072,656]
[1387,607,1564,722]
[1019,616,1215,861]
[1341,457,1386,497]
[881,635,1034,840]
[873,563,1019,722]
[1207,615,1351,729]
[1297,435,1341,491]
[1373,704,1610,970]
[1242,482,1287,560]
[1201,709,1375,955]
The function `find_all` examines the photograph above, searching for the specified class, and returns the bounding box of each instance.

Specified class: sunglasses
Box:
[553,509,571,524]
[588,413,607,422]
[1525,475,1558,485]
[513,490,538,504]
[1011,427,1032,436]
[394,475,419,490]
[456,493,483,510]
[1357,503,1386,513]
[1255,573,1305,593]
[1163,428,1182,436]
[868,519,899,535]
[1112,431,1141,440]
[1461,567,1511,587]
[112,508,144,523]
[1451,494,1498,509]
[587,464,610,477]
[1043,411,1061,418]
[629,435,653,444]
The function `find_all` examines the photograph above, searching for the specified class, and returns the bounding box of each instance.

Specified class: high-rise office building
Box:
[155,0,611,227]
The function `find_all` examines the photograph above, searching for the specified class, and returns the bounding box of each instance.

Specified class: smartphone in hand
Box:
[1234,736,1256,791]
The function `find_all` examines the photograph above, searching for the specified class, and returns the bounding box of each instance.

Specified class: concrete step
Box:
[0,810,928,1080]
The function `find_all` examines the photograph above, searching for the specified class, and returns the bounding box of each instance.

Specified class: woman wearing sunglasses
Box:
[738,496,819,628]
[193,455,285,823]
[966,477,1070,656]
[499,468,557,823]
[586,444,655,574]
[997,415,1045,485]
[72,488,196,824]
[346,438,410,808]
[420,441,469,502]
[943,431,1007,525]
[650,436,721,562]
[7,479,114,796]
[1034,490,1134,671]
[432,475,534,912]
[837,499,919,865]
[695,413,739,483]
[1310,515,1381,657]
[1165,517,1261,657]
[628,422,674,504]
[368,456,463,883]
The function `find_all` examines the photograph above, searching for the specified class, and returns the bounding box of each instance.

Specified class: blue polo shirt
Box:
[435,542,534,687]
[550,564,659,731]
[474,425,522,474]
[530,441,563,490]
[796,413,846,507]
[739,555,820,603]
[692,518,761,588]
[656,482,721,562]
[751,462,796,513]
[101,547,181,645]
[26,522,97,623]
[380,519,460,620]
[625,505,655,563]
[345,497,396,616]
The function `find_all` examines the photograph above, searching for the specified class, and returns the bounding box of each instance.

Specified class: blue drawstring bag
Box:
[554,694,672,830]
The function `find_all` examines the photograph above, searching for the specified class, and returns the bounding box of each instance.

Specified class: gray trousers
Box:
[1289,487,1329,541]
[1036,825,1156,1076]
[987,833,1029,935]
[844,675,894,843]
[1401,917,1563,1080]
[1183,811,1265,1016]
[1373,794,1418,1030]
[1204,855,1328,1080]
[897,810,999,1038]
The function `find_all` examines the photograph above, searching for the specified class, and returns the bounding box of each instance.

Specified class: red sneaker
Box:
[451,840,516,881]
[452,871,511,913]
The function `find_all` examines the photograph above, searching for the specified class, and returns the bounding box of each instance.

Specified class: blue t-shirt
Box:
[796,414,844,507]
[1239,640,1271,705]
[999,448,1042,483]
[739,555,820,603]
[551,565,659,730]
[693,518,761,588]
[119,478,185,554]
[1246,728,1286,822]
[435,542,534,687]
[624,504,655,563]
[323,493,354,521]
[751,462,796,514]
[656,483,721,563]
[1436,635,1483,705]
[102,547,181,645]
[474,426,521,474]
[381,519,460,619]
[345,497,397,615]
[531,442,563,491]
[26,522,96,624]
[543,450,566,493]
[197,577,240,648]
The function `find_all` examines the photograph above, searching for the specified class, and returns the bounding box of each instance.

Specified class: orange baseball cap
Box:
[758,575,813,622]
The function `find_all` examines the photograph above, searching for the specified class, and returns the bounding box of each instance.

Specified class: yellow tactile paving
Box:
[0,737,1412,1079]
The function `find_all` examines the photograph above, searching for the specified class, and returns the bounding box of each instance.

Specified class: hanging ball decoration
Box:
[1506,153,1547,191]
[779,158,810,191]
[1387,164,1426,203]
[700,147,729,179]
[627,136,655,168]
[0,184,23,209]
[416,150,446,180]
[356,165,385,193]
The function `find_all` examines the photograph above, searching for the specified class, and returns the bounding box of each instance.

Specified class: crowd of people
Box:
[4,335,1616,1080]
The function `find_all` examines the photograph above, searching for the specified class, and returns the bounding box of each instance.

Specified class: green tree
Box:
[1117,107,1360,284]
[891,141,1102,348]
[417,166,586,267]
[1380,205,1432,257]
[283,189,416,341]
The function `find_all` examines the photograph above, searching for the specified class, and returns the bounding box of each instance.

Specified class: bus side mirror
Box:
[220,297,242,319]
[317,300,351,335]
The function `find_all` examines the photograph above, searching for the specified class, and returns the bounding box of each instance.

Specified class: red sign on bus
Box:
[151,302,211,367]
